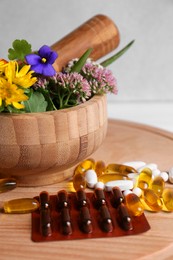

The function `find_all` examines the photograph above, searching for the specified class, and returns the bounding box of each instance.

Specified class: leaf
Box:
[6,105,24,113]
[71,48,93,73]
[8,39,32,61]
[38,88,56,111]
[0,103,5,112]
[23,91,47,113]
[101,40,135,67]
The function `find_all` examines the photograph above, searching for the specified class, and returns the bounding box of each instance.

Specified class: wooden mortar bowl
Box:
[0,95,107,186]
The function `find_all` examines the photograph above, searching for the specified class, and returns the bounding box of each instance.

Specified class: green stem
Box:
[101,40,135,67]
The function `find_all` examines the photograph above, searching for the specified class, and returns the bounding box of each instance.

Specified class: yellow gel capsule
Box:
[149,176,165,197]
[95,160,106,177]
[3,198,39,214]
[136,168,152,190]
[73,173,86,191]
[98,173,128,183]
[74,158,95,175]
[142,189,163,212]
[162,188,173,211]
[0,178,17,193]
[105,164,137,175]
[124,192,144,216]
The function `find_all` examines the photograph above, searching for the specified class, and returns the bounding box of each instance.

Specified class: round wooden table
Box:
[1,119,173,260]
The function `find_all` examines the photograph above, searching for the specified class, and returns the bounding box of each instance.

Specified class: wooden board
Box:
[1,119,173,260]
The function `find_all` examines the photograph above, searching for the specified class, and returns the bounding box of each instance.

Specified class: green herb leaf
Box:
[0,103,5,112]
[101,40,135,67]
[23,91,47,113]
[8,39,32,61]
[6,105,24,113]
[71,48,93,73]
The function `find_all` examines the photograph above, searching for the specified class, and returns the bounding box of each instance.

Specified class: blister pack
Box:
[31,189,150,242]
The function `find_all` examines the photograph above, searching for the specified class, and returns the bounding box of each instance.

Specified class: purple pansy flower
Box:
[25,45,58,76]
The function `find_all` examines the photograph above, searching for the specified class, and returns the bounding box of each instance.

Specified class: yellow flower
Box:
[0,77,28,109]
[0,59,8,74]
[4,61,37,88]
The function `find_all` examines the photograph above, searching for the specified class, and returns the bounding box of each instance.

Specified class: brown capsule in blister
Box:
[94,188,106,208]
[61,207,72,235]
[112,186,124,208]
[117,203,133,231]
[57,190,69,210]
[99,205,113,232]
[39,191,50,210]
[76,189,88,208]
[40,208,52,237]
[79,206,93,234]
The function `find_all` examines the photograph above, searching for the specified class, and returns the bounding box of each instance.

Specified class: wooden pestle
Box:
[51,14,120,71]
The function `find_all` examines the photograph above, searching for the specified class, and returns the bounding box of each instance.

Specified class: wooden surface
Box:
[1,119,173,260]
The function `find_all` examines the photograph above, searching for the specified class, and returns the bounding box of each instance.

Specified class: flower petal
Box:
[42,63,56,76]
[25,54,41,65]
[38,45,52,58]
[48,51,58,64]
[30,64,44,74]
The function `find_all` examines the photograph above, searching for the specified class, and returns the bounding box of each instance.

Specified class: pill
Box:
[74,158,95,175]
[85,169,98,188]
[0,178,17,193]
[73,173,86,191]
[76,189,88,208]
[95,160,106,177]
[40,208,52,237]
[123,161,146,170]
[149,176,165,197]
[127,173,138,186]
[57,190,69,210]
[105,163,137,174]
[123,190,144,216]
[61,207,72,235]
[94,188,106,208]
[79,206,93,234]
[136,168,152,190]
[142,189,163,212]
[99,205,113,232]
[105,180,133,192]
[152,169,161,178]
[39,191,50,209]
[112,186,124,208]
[168,167,173,183]
[132,187,143,197]
[117,203,133,231]
[94,181,105,190]
[162,188,173,211]
[137,163,158,172]
[160,171,168,182]
[3,198,39,214]
[98,173,128,183]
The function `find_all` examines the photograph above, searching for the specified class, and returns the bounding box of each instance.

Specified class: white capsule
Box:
[123,189,133,197]
[168,167,173,184]
[85,169,98,188]
[138,163,158,173]
[132,187,143,197]
[127,173,138,187]
[94,181,105,190]
[105,180,133,192]
[152,169,161,178]
[123,161,146,170]
[160,171,168,182]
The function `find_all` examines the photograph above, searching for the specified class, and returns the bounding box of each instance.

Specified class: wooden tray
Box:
[1,119,173,260]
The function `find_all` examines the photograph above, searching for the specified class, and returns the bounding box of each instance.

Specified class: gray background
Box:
[0,0,172,102]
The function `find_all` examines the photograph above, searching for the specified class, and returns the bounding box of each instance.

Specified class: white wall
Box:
[0,0,173,102]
